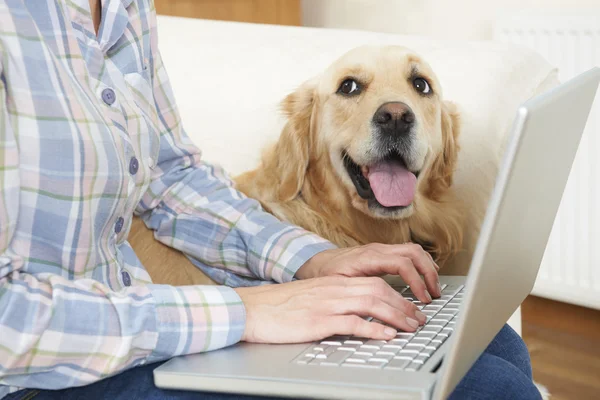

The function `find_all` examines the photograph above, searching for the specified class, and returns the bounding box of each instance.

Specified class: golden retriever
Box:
[235,45,464,267]
[133,45,470,287]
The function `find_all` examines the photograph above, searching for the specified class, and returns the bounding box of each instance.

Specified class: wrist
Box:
[295,251,327,280]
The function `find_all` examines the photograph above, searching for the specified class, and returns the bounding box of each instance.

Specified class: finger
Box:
[426,250,440,271]
[399,244,441,298]
[358,252,432,303]
[329,315,398,340]
[313,276,425,323]
[387,244,440,298]
[325,295,422,332]
[336,277,426,323]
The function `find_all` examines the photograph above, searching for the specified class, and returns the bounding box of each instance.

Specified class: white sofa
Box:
[156,16,559,334]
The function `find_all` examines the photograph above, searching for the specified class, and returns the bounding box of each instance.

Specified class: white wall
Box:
[302,0,600,41]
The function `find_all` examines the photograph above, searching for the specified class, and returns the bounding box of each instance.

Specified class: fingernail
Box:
[437,282,442,296]
[406,317,419,329]
[415,310,427,323]
[425,291,432,302]
[384,327,397,337]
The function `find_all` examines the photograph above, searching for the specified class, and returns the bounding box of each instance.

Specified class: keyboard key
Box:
[421,348,435,356]
[405,343,425,351]
[391,285,409,293]
[411,337,431,345]
[422,310,438,317]
[370,355,393,363]
[363,340,387,348]
[424,305,443,311]
[442,284,464,295]
[342,362,379,369]
[338,346,359,352]
[315,347,336,359]
[390,338,409,346]
[442,327,454,335]
[321,351,352,366]
[405,361,421,371]
[359,344,379,351]
[381,343,403,350]
[430,300,447,306]
[415,354,429,364]
[421,325,444,334]
[434,314,453,321]
[397,350,419,358]
[345,358,367,364]
[396,332,416,340]
[440,295,454,301]
[321,341,343,346]
[351,352,373,360]
[415,331,437,339]
[375,351,396,359]
[434,334,449,344]
[296,355,315,364]
[346,339,365,345]
[366,360,387,368]
[385,358,410,370]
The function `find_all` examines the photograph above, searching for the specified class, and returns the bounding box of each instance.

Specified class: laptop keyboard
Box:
[294,284,464,371]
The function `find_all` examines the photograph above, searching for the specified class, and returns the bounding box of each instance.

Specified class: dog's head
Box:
[269,45,460,220]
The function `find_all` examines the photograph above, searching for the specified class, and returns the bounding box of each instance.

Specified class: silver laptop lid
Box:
[434,67,600,399]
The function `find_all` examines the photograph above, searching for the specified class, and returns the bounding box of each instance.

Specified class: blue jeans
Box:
[7,325,541,400]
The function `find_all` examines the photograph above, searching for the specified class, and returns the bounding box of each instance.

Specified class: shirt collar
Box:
[68,0,132,52]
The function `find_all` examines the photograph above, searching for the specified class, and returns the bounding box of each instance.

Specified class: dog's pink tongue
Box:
[367,160,417,207]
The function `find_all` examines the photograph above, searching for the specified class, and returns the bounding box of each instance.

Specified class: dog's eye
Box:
[338,79,361,95]
[413,78,431,94]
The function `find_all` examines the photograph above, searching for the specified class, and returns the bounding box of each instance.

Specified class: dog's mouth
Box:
[343,150,420,210]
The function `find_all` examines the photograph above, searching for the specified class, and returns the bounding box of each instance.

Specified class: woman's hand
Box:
[234,276,428,343]
[295,243,441,303]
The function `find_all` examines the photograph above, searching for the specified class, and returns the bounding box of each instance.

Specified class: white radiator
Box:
[494,15,600,310]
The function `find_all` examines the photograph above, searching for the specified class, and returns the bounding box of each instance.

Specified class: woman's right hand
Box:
[234,276,427,344]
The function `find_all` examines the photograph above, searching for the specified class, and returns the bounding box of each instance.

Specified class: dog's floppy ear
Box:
[425,101,460,200]
[265,78,317,201]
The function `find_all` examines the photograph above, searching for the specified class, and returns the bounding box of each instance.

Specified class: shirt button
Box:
[121,271,131,287]
[101,88,116,105]
[129,157,139,175]
[115,217,124,233]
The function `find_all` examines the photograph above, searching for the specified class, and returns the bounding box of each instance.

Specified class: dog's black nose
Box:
[373,102,415,136]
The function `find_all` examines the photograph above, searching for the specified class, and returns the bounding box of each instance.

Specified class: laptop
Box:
[154,67,600,400]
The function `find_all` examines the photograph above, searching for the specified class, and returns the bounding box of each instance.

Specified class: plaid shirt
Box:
[0,0,334,396]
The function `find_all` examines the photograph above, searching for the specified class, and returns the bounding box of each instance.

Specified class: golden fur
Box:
[134,45,468,287]
[235,46,464,267]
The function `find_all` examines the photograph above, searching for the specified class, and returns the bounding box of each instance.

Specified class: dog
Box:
[235,45,465,268]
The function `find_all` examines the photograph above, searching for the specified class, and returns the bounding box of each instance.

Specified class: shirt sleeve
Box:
[0,60,243,391]
[134,50,336,287]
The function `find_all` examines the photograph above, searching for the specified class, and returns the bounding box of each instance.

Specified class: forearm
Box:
[0,272,244,390]
[137,160,335,286]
